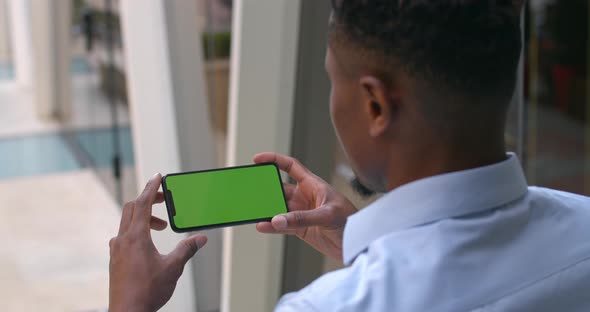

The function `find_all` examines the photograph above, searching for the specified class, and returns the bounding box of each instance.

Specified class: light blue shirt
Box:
[276,154,590,311]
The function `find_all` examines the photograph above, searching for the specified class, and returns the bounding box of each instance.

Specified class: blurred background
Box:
[0,0,588,311]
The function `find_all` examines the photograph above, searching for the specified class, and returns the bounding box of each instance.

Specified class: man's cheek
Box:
[330,98,347,136]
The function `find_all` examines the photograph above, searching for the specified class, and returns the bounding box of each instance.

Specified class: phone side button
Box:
[166,190,177,216]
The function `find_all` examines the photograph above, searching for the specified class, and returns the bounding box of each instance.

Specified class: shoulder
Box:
[518,187,590,261]
[527,186,590,205]
[526,186,590,217]
[275,254,394,312]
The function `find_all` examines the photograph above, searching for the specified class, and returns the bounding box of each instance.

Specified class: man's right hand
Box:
[254,153,357,261]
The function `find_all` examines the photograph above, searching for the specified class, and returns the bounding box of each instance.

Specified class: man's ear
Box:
[359,76,397,138]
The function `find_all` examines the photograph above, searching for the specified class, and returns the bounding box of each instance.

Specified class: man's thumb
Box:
[271,209,327,230]
[170,234,208,265]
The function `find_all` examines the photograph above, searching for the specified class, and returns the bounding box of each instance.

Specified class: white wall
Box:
[120,1,207,310]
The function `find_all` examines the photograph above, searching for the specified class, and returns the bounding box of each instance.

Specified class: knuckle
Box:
[109,237,124,256]
[183,239,199,255]
[285,159,294,173]
[293,211,306,227]
[109,237,117,248]
[123,201,135,210]
[118,233,134,245]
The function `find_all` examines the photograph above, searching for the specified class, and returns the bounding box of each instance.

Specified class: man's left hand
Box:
[109,173,208,312]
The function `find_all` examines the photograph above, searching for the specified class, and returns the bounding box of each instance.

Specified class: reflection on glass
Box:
[70,0,136,202]
[197,0,233,166]
[525,0,590,195]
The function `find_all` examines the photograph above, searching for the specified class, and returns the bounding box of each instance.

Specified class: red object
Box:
[552,64,576,113]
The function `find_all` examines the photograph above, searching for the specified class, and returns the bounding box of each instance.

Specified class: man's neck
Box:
[384,143,507,192]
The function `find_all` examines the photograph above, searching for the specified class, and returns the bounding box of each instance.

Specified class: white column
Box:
[161,2,221,311]
[120,0,216,311]
[29,1,71,120]
[7,0,32,88]
[221,1,301,312]
[0,0,11,64]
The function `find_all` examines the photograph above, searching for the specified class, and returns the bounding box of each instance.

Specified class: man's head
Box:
[325,0,522,194]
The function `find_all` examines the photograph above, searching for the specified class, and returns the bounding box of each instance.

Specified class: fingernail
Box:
[195,235,208,249]
[152,173,161,180]
[273,215,288,230]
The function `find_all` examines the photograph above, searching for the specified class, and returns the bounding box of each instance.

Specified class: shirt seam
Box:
[466,253,590,311]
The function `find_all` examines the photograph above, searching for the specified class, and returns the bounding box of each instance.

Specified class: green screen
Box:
[164,164,287,230]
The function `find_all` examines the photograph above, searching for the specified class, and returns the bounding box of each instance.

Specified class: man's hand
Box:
[254,153,357,261]
[109,173,207,312]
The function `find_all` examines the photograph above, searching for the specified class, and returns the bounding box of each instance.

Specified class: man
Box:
[109,1,590,311]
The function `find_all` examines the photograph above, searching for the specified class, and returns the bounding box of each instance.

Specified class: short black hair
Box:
[329,0,522,124]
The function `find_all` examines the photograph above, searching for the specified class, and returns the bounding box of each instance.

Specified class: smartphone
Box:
[161,163,288,232]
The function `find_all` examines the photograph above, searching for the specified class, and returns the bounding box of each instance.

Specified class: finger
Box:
[155,192,165,204]
[253,153,312,183]
[271,208,331,230]
[256,222,298,235]
[132,173,162,227]
[168,234,208,267]
[118,201,135,235]
[150,216,168,231]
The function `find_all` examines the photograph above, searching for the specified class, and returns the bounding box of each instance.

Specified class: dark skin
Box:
[324,45,507,193]
[109,41,507,310]
[109,174,208,312]
[254,152,357,261]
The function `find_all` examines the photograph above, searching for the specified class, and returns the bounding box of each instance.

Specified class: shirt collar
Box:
[342,153,528,265]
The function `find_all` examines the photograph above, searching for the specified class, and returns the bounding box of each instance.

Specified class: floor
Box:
[0,171,119,312]
[0,133,80,179]
[0,56,134,311]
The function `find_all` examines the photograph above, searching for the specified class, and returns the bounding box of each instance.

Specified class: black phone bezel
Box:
[161,162,288,233]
